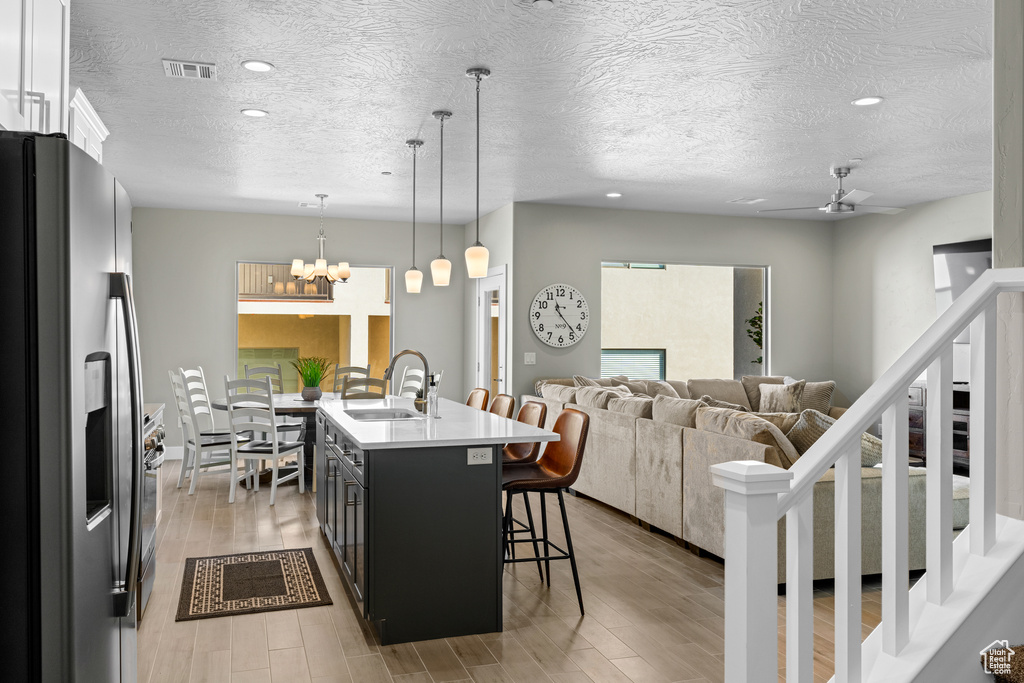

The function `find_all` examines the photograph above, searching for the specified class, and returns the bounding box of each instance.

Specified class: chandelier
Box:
[291,194,351,284]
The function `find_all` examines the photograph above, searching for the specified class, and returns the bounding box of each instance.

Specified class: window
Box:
[601,349,666,380]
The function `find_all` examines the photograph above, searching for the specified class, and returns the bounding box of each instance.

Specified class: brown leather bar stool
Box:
[502,402,547,465]
[488,393,516,419]
[501,401,548,572]
[502,408,590,615]
[466,387,489,410]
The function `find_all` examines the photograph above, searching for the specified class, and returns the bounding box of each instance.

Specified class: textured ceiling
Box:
[69,0,993,223]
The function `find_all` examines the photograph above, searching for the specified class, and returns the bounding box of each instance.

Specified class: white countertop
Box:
[318,396,559,450]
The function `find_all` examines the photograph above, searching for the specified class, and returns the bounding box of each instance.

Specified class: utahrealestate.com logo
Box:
[981,640,1015,675]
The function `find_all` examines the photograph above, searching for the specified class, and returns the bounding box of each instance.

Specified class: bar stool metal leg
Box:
[558,489,584,615]
[520,491,544,581]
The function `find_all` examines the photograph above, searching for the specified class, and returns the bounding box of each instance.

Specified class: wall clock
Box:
[530,283,589,348]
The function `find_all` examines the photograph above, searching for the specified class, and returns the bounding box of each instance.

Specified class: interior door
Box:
[476,267,507,397]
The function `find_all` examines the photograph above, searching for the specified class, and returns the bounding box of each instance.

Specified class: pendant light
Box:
[290,194,351,284]
[405,139,424,294]
[465,67,491,278]
[431,110,453,286]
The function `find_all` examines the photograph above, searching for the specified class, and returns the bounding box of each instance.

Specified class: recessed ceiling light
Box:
[606,192,622,198]
[727,197,766,205]
[849,157,864,163]
[241,59,275,72]
[532,0,555,8]
[240,108,268,117]
[852,96,883,106]
[381,171,392,176]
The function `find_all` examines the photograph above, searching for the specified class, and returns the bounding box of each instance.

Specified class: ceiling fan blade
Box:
[756,207,822,213]
[855,205,905,215]
[838,189,873,205]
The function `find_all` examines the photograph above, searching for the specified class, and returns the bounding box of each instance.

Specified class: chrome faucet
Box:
[382,349,430,396]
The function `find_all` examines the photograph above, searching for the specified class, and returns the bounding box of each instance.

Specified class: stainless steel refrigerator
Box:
[0,132,141,682]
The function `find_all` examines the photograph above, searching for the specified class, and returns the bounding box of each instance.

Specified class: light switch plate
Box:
[467,447,492,465]
[524,352,536,365]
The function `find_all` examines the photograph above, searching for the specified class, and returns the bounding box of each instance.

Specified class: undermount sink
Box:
[345,408,425,422]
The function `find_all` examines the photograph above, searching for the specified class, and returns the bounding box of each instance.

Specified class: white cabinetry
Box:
[69,89,109,162]
[0,0,69,135]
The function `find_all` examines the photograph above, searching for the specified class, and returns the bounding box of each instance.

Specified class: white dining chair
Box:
[398,367,425,398]
[341,376,388,399]
[244,362,304,435]
[224,375,304,505]
[172,367,242,494]
[333,364,370,393]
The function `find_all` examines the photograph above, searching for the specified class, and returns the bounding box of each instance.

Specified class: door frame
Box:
[476,265,507,396]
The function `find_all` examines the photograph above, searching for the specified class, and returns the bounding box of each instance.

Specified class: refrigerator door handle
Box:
[110,272,143,618]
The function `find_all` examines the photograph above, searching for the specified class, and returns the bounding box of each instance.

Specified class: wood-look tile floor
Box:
[141,461,883,683]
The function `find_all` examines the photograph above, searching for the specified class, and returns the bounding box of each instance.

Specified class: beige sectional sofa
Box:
[525,375,970,582]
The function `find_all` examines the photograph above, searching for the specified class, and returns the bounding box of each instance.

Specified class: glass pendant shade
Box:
[303,263,315,280]
[406,267,423,293]
[431,256,452,286]
[314,258,328,277]
[291,259,305,277]
[465,242,489,278]
[327,265,339,280]
[337,262,351,281]
[273,281,285,294]
[285,281,297,295]
[304,282,316,295]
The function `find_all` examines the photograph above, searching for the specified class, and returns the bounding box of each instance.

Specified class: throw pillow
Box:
[695,406,801,469]
[740,375,785,412]
[785,408,883,467]
[607,395,655,418]
[665,380,691,399]
[700,394,748,412]
[753,411,801,433]
[575,385,630,409]
[651,395,707,428]
[540,384,578,403]
[610,378,652,396]
[801,380,836,414]
[686,378,753,410]
[760,380,805,413]
[639,380,680,399]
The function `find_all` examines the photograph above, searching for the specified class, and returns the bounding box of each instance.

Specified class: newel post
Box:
[711,461,794,683]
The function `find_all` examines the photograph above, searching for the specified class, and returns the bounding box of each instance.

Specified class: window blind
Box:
[600,349,666,380]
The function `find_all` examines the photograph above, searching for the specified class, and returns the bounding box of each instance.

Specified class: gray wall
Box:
[509,203,836,400]
[132,207,465,448]
[462,203,515,397]
[831,191,991,401]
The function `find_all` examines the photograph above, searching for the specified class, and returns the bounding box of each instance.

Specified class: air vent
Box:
[727,197,766,205]
[162,59,217,81]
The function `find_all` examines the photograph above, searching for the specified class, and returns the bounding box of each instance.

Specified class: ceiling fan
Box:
[758,167,904,215]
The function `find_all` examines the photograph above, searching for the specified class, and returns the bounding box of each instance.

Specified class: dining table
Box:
[210,392,322,490]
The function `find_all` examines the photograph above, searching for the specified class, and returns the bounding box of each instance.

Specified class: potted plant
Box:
[745,302,763,365]
[292,356,332,401]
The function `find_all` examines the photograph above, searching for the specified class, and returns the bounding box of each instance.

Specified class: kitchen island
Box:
[315,396,557,645]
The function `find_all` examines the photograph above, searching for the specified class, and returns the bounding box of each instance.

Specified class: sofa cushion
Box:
[540,384,578,403]
[785,408,882,467]
[575,385,630,409]
[700,395,748,412]
[651,395,706,428]
[741,375,786,412]
[952,474,970,530]
[608,395,655,418]
[535,377,574,395]
[665,380,691,399]
[639,380,680,399]
[801,380,836,414]
[760,380,805,413]
[695,406,800,469]
[573,374,627,388]
[753,412,801,433]
[686,378,752,410]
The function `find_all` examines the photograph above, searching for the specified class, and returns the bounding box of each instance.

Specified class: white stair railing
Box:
[712,268,1024,683]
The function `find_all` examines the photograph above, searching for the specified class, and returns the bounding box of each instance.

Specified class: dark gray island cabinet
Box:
[314,396,557,645]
